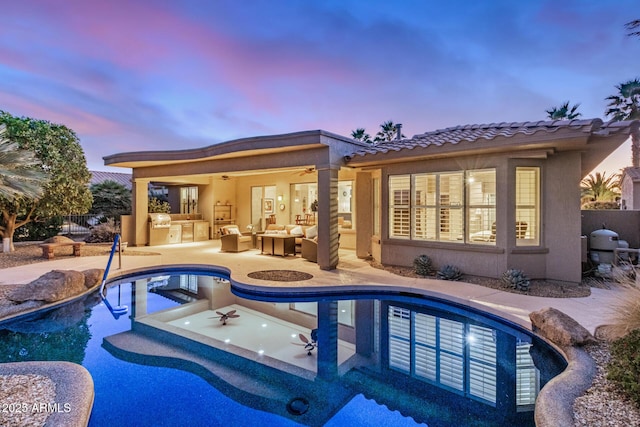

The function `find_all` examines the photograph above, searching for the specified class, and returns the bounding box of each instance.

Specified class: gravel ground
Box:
[573,341,640,426]
[0,241,155,269]
[367,259,595,298]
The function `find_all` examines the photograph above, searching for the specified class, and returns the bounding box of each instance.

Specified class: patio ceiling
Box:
[148,166,318,186]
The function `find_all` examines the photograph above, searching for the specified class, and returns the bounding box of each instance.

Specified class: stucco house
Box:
[620,166,640,210]
[104,119,638,284]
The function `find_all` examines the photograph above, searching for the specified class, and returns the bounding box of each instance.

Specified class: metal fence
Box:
[61,214,106,235]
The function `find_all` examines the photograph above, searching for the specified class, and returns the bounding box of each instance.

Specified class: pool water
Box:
[0,268,566,427]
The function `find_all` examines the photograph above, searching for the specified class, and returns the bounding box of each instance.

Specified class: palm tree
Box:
[545,101,582,120]
[351,128,372,143]
[605,79,640,121]
[626,19,640,37]
[374,120,404,143]
[580,172,620,206]
[605,78,640,167]
[0,125,44,200]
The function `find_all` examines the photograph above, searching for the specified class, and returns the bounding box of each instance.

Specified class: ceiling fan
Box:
[210,309,240,325]
[297,167,315,176]
[293,329,318,356]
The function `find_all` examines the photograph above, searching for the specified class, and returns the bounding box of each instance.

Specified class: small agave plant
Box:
[437,265,463,281]
[501,269,530,292]
[413,254,433,277]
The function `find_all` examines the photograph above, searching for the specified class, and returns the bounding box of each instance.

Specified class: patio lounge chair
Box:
[220,225,252,252]
[301,237,318,263]
[301,232,338,263]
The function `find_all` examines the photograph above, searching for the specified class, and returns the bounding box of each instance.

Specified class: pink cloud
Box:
[1,91,121,135]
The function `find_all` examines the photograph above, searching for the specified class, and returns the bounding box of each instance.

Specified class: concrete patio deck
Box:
[0,239,627,334]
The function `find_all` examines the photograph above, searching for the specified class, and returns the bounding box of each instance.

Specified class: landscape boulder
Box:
[8,269,104,304]
[82,268,104,289]
[529,307,595,347]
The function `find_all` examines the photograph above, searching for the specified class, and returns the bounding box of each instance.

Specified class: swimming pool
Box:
[0,266,566,426]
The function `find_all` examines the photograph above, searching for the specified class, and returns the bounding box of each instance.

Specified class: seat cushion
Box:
[289,225,303,235]
[305,225,318,239]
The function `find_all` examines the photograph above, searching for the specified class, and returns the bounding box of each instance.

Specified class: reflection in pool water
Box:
[0,267,566,427]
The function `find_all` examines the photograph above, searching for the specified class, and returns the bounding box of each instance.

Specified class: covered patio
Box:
[105,130,365,270]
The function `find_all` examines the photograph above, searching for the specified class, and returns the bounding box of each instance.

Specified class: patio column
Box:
[132,179,149,247]
[316,166,339,270]
[132,279,147,318]
[317,301,338,381]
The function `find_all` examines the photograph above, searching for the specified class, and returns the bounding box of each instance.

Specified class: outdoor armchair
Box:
[220,225,252,252]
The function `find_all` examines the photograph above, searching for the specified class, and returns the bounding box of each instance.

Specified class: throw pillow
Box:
[306,225,318,239]
[228,227,241,235]
[290,225,303,235]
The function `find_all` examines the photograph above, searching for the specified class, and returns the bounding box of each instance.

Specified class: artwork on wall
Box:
[264,198,274,214]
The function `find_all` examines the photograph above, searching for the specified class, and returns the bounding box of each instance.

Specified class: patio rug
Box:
[247,270,313,282]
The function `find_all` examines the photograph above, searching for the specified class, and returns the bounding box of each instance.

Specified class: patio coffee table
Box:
[261,234,298,256]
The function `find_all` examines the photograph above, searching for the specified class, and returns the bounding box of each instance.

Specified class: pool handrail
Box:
[100,234,129,319]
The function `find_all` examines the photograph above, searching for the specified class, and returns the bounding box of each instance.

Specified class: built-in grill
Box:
[147,213,208,246]
[148,213,172,229]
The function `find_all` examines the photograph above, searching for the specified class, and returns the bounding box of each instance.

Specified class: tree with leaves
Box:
[605,79,640,167]
[351,120,405,144]
[580,172,620,208]
[0,111,92,252]
[351,128,371,143]
[626,19,640,37]
[0,125,45,200]
[375,120,404,142]
[89,180,131,221]
[605,79,640,122]
[545,101,582,120]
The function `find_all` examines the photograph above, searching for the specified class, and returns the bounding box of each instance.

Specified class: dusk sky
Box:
[1,0,638,174]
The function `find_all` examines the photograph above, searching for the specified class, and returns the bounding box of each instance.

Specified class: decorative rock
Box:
[8,270,87,303]
[5,299,88,334]
[530,307,595,346]
[82,268,104,289]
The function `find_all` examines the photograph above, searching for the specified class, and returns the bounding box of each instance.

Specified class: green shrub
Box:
[14,217,63,241]
[84,218,120,243]
[148,197,171,213]
[607,329,640,407]
[437,265,463,281]
[501,269,530,292]
[413,255,433,277]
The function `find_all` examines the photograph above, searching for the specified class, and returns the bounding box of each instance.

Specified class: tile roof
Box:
[347,119,631,159]
[90,171,132,190]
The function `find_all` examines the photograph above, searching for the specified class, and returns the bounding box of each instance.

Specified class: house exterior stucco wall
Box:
[620,174,635,210]
[543,152,582,283]
[378,155,508,279]
[374,152,583,283]
[581,210,640,249]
